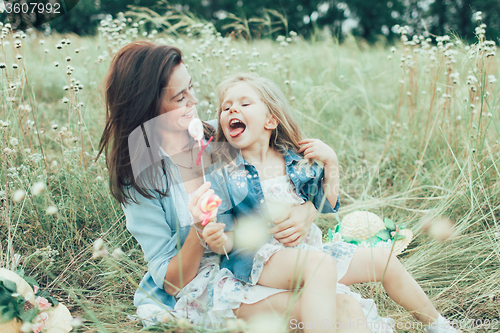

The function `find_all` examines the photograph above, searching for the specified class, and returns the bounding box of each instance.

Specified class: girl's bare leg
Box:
[234,292,371,333]
[255,249,337,332]
[335,294,372,333]
[339,247,439,324]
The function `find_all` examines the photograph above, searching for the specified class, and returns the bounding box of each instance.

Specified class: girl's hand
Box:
[298,139,338,165]
[202,222,227,249]
[188,182,217,225]
[268,201,318,247]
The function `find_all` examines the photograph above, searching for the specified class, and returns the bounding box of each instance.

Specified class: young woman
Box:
[98,41,372,331]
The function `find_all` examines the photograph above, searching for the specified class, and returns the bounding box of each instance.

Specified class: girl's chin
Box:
[226,138,246,150]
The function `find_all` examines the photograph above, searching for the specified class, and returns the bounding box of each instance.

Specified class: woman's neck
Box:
[161,130,193,155]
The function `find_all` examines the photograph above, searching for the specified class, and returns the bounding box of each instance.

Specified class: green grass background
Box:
[0,14,499,332]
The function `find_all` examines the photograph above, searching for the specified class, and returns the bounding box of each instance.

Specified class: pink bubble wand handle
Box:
[200,194,228,259]
[190,119,227,259]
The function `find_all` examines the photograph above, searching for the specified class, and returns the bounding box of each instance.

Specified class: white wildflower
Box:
[92,238,108,259]
[112,248,125,259]
[70,317,83,328]
[13,189,26,203]
[18,104,32,112]
[46,206,58,215]
[428,218,456,241]
[31,182,45,196]
[93,238,104,251]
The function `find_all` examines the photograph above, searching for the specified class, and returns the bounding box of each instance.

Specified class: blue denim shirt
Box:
[207,149,340,283]
[122,119,219,310]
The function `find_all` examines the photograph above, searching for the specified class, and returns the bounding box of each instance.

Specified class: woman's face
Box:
[158,63,198,133]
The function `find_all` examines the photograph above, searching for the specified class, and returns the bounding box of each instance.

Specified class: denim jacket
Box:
[207,149,340,283]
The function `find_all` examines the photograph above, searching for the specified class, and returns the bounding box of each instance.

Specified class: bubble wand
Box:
[188,118,212,182]
[188,118,228,259]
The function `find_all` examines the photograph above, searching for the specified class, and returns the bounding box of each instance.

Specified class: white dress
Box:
[138,176,395,332]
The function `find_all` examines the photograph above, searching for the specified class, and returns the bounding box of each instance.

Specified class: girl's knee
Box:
[306,252,337,278]
[371,248,400,276]
[337,294,363,312]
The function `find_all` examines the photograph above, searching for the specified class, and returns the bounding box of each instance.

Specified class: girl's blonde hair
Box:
[215,73,304,160]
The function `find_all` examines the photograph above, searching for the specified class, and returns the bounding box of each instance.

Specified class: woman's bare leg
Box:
[338,247,439,324]
[256,249,337,332]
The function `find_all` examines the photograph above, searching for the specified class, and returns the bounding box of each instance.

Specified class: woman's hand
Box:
[298,138,338,165]
[188,182,217,225]
[268,201,318,247]
[202,222,227,250]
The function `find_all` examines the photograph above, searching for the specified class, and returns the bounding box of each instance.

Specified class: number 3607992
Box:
[4,1,61,14]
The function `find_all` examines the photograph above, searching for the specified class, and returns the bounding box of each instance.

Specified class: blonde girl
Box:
[193,73,457,333]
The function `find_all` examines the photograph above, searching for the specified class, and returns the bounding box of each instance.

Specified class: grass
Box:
[0,12,499,333]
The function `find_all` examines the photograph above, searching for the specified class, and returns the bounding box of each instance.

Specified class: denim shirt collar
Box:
[232,149,302,167]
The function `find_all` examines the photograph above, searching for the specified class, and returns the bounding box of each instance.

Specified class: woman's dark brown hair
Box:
[97,41,213,205]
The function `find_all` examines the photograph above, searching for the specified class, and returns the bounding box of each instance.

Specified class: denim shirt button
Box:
[247,175,252,178]
[291,173,295,177]
[260,199,265,204]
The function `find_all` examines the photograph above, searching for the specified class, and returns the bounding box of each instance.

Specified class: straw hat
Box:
[44,304,74,332]
[340,211,413,255]
[0,268,36,304]
[0,320,22,333]
[0,268,73,333]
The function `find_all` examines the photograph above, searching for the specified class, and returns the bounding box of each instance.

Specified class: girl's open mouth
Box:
[229,118,246,138]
